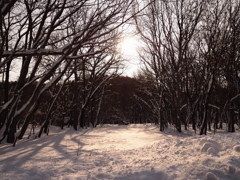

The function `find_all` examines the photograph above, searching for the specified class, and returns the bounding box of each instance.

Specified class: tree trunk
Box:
[228,106,235,132]
[4,61,11,103]
[38,119,50,138]
[73,109,78,130]
[6,121,17,143]
[79,108,85,128]
[200,104,208,135]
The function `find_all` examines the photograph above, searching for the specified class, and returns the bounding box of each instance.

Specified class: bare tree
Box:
[134,0,240,134]
[0,0,136,144]
[198,0,240,134]
[135,0,206,132]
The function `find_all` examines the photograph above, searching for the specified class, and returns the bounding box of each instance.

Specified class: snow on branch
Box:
[230,94,240,102]
[208,104,220,110]
[1,49,64,57]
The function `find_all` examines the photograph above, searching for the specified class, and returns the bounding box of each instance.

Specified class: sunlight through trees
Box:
[0,0,240,146]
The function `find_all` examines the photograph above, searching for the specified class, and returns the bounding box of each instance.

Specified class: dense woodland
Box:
[0,0,240,145]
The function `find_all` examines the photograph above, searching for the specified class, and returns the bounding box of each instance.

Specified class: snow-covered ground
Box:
[0,124,240,180]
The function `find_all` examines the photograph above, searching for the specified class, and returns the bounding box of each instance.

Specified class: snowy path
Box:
[0,124,240,180]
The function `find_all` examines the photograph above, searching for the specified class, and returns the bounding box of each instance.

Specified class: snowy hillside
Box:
[0,124,240,180]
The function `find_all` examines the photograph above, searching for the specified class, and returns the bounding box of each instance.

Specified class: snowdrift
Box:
[0,124,240,180]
